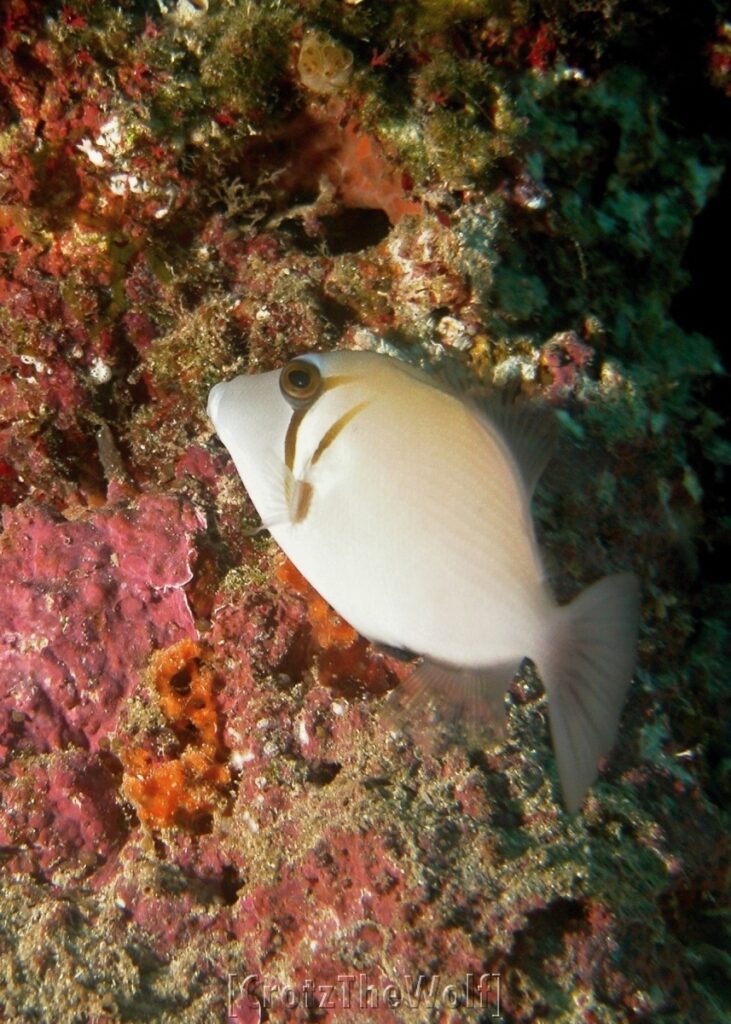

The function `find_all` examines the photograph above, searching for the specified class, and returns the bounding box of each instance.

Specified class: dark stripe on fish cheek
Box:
[291,480,313,523]
[283,376,356,471]
[284,407,306,472]
[311,400,370,466]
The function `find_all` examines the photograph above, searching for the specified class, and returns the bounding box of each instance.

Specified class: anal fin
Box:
[383,658,521,744]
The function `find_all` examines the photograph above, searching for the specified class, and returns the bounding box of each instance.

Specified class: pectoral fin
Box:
[248,451,314,531]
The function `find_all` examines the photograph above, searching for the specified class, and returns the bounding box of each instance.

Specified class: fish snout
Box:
[207,380,228,425]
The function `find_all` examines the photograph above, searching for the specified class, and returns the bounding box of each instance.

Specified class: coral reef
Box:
[0,494,202,765]
[0,0,729,1022]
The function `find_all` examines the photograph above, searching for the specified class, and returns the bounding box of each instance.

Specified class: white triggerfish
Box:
[208,350,640,811]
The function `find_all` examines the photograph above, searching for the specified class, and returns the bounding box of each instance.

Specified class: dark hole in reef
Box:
[278,206,391,255]
[509,898,586,969]
[178,719,199,740]
[185,810,214,835]
[220,864,245,906]
[43,420,107,505]
[324,207,392,253]
[152,835,168,860]
[169,665,195,696]
[97,748,125,782]
[317,291,357,333]
[306,761,342,786]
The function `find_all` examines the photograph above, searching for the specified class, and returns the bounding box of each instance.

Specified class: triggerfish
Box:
[207,350,640,811]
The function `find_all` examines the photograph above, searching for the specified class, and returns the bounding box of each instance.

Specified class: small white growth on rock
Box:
[297,716,310,747]
[89,357,112,385]
[297,30,353,95]
[230,749,255,771]
[435,315,472,351]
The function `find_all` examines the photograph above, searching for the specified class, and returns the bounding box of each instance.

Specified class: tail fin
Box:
[540,573,640,812]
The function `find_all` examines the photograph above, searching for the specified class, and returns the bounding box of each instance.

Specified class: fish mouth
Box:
[207,380,227,424]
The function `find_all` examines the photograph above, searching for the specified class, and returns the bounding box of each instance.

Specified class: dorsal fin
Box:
[388,352,557,496]
[467,388,557,499]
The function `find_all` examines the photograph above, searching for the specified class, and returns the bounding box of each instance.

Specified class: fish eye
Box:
[279,359,322,408]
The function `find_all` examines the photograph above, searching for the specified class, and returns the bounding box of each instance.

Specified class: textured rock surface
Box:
[0,1,729,1021]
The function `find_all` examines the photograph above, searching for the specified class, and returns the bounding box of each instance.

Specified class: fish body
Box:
[208,350,640,811]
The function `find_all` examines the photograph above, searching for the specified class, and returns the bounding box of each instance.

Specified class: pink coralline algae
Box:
[0,749,127,881]
[0,493,203,763]
[540,330,595,397]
